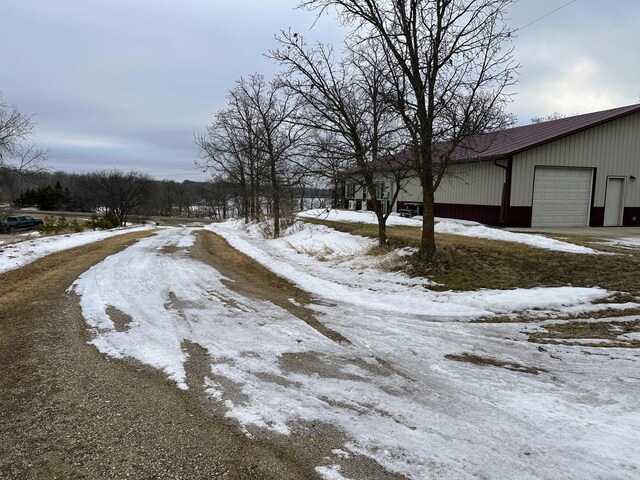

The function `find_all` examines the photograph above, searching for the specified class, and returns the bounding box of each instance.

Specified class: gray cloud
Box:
[1,0,638,179]
[508,0,640,122]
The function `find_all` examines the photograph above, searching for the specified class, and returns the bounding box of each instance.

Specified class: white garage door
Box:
[531,167,593,227]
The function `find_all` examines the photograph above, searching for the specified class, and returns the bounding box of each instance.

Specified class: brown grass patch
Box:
[285,241,337,261]
[301,218,640,294]
[444,352,547,375]
[0,230,155,312]
[528,319,640,348]
[365,244,411,272]
[191,230,350,344]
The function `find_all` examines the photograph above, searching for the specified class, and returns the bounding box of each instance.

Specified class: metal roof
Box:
[345,103,640,174]
[453,103,640,162]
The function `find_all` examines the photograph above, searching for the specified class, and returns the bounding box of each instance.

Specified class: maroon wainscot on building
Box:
[343,104,640,228]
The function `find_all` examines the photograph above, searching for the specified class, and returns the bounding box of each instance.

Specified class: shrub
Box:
[85,210,121,230]
[38,216,87,235]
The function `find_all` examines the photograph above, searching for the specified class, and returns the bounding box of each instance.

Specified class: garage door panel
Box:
[531,167,593,227]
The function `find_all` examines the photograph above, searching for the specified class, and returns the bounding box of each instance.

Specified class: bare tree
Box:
[197,74,304,237]
[196,89,266,223]
[0,94,49,218]
[300,0,517,259]
[272,32,411,245]
[233,74,305,238]
[89,170,152,226]
[0,94,48,174]
[530,112,568,124]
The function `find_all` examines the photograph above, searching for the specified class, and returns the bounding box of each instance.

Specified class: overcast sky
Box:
[2,0,639,181]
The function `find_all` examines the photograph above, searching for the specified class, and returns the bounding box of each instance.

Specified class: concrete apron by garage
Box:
[506,226,640,240]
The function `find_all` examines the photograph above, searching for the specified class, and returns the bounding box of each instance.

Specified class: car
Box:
[0,215,44,233]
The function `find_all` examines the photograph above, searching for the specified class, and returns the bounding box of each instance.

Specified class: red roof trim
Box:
[456,103,640,162]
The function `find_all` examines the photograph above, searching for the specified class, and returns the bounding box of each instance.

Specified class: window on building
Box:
[345,183,353,198]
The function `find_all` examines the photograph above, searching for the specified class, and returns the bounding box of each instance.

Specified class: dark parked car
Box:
[0,215,44,233]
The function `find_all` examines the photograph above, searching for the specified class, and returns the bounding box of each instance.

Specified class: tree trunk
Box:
[270,158,280,238]
[364,184,385,247]
[418,186,436,260]
[377,216,387,246]
[239,178,249,223]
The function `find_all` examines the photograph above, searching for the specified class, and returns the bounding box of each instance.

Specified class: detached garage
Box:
[531,167,593,227]
[390,103,640,228]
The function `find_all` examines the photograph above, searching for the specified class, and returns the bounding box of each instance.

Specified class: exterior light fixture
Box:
[631,175,637,182]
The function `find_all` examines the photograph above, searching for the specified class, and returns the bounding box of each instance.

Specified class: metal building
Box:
[345,104,640,227]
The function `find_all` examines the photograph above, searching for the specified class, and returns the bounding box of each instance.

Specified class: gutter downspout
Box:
[494,159,512,225]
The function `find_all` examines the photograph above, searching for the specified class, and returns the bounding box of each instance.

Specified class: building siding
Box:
[396,161,506,206]
[344,110,640,226]
[511,112,640,210]
[435,161,506,205]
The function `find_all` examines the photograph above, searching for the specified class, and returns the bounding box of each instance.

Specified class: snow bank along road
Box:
[0,225,154,274]
[66,223,640,480]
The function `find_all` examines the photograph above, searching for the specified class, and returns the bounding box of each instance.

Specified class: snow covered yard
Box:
[0,225,155,274]
[298,208,603,254]
[69,223,640,479]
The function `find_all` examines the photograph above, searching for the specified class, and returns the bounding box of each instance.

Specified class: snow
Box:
[208,220,610,319]
[316,465,353,480]
[604,237,640,248]
[0,226,154,274]
[298,208,602,254]
[70,225,640,479]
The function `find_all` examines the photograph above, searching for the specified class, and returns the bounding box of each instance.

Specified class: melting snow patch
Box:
[316,464,352,480]
[0,225,154,274]
[207,221,610,319]
[71,226,640,480]
[297,208,603,254]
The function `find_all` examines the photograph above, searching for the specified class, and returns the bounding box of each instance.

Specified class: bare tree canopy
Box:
[299,0,518,260]
[196,74,307,237]
[88,170,152,226]
[0,93,48,174]
[271,31,411,245]
[530,112,569,124]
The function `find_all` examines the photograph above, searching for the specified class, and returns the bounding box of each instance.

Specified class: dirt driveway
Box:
[0,231,318,479]
[0,229,400,479]
[4,226,638,479]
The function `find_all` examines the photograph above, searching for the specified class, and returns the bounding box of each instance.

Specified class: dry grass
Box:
[366,244,409,272]
[285,241,337,262]
[444,353,547,375]
[528,319,640,348]
[301,218,640,294]
[192,231,350,344]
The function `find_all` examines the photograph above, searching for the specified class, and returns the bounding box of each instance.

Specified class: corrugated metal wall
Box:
[511,112,640,207]
[434,162,505,205]
[399,176,422,202]
[395,161,505,205]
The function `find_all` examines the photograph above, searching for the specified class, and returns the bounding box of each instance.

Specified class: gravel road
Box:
[0,231,319,479]
[0,229,401,479]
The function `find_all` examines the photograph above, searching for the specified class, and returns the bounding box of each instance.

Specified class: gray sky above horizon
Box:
[2,0,639,181]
